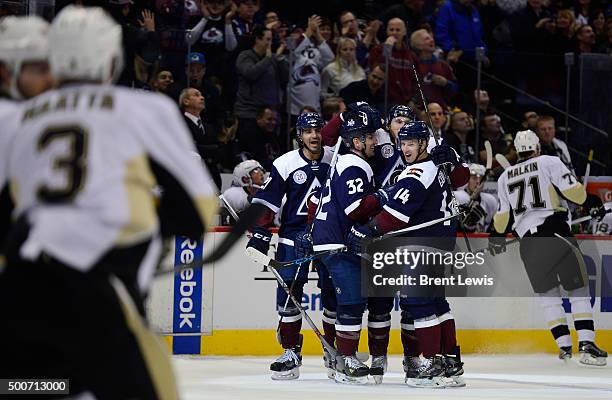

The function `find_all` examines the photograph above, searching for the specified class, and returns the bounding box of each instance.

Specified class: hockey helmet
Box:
[232,160,265,187]
[0,15,49,99]
[514,130,540,153]
[296,112,325,139]
[49,5,123,84]
[340,108,380,148]
[397,121,429,143]
[385,104,416,126]
[469,163,486,177]
[345,101,383,131]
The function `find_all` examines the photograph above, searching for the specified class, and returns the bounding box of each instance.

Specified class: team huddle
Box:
[240,106,610,386]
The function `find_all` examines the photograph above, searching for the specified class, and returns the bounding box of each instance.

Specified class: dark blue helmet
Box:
[296,112,325,137]
[341,109,374,148]
[397,121,429,143]
[385,104,416,126]
[345,101,383,131]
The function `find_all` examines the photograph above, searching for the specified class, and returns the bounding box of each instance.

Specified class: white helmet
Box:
[514,129,540,153]
[232,160,264,187]
[468,163,486,177]
[0,15,50,99]
[49,5,123,84]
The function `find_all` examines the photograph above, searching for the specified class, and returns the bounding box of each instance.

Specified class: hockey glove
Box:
[431,144,460,167]
[487,234,507,256]
[373,184,396,208]
[247,227,272,255]
[462,201,486,230]
[294,229,313,259]
[347,224,375,255]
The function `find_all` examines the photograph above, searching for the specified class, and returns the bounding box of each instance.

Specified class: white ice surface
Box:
[173,354,612,400]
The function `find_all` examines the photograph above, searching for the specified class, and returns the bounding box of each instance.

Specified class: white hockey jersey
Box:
[3,85,218,273]
[453,189,498,232]
[592,202,612,235]
[494,155,586,237]
[222,186,251,215]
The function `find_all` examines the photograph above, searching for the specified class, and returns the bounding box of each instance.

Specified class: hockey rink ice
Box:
[173,354,612,399]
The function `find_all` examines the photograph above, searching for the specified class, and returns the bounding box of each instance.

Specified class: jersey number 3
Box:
[346,178,363,194]
[37,126,88,203]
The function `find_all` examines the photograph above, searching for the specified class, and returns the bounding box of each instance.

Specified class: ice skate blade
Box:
[327,368,336,380]
[371,374,383,385]
[271,368,300,380]
[579,353,607,366]
[442,376,466,388]
[405,376,446,388]
[334,372,368,385]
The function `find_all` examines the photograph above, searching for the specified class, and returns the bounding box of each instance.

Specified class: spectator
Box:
[595,18,612,54]
[424,102,448,138]
[320,37,366,98]
[411,28,458,108]
[548,9,578,55]
[444,110,477,163]
[576,24,597,54]
[232,0,261,47]
[150,70,174,95]
[509,0,553,54]
[339,64,387,112]
[240,107,281,170]
[574,0,594,26]
[234,26,288,141]
[536,115,574,172]
[591,9,607,44]
[187,0,238,84]
[522,111,539,131]
[179,87,222,189]
[169,53,222,126]
[368,18,417,106]
[337,10,379,65]
[479,111,516,168]
[377,0,427,36]
[108,2,160,88]
[319,17,336,52]
[321,96,346,122]
[289,14,334,117]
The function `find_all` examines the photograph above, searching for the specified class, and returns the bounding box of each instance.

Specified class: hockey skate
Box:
[442,354,466,387]
[369,355,388,384]
[404,355,446,388]
[323,347,335,379]
[578,341,608,366]
[558,346,572,363]
[334,354,369,385]
[270,335,303,380]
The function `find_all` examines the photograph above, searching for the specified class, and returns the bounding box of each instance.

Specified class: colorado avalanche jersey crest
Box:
[252,148,332,242]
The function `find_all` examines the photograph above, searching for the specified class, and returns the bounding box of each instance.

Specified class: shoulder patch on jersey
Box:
[381,144,394,159]
[293,169,307,184]
[397,161,438,188]
[406,167,424,177]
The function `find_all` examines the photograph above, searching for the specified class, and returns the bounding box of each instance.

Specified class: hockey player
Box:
[453,163,498,232]
[311,107,398,384]
[592,202,612,235]
[246,112,334,380]
[490,130,608,366]
[222,159,266,217]
[347,121,465,388]
[0,6,219,398]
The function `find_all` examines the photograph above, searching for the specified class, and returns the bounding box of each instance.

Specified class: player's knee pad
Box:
[400,301,437,321]
[336,303,366,327]
[367,313,391,329]
[568,296,593,315]
[367,297,394,315]
[400,309,415,330]
[414,314,440,329]
[320,286,337,312]
[538,287,563,308]
[322,307,337,325]
[276,281,305,317]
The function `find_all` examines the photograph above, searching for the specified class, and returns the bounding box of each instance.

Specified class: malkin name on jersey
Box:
[507,161,538,179]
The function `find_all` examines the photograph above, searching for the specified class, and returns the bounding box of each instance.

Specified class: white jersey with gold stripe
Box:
[494,155,586,237]
[3,85,218,271]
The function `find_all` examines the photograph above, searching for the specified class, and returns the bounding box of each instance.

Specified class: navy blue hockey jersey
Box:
[312,153,375,250]
[252,148,332,243]
[382,158,458,246]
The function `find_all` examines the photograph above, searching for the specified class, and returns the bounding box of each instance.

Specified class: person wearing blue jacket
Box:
[434,0,487,61]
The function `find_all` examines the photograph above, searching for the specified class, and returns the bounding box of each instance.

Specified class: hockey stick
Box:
[495,153,511,169]
[572,208,612,225]
[553,233,588,282]
[246,212,462,270]
[219,194,240,222]
[409,62,472,252]
[154,203,268,277]
[583,149,593,188]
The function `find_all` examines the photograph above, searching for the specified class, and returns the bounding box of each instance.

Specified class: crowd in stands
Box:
[4,0,611,184]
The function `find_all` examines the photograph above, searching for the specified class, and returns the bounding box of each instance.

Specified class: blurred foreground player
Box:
[0,6,219,399]
[490,130,608,366]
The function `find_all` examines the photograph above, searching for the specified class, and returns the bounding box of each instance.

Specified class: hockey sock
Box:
[279,317,302,349]
[539,292,572,348]
[322,308,337,346]
[336,328,361,356]
[439,312,457,354]
[367,313,391,356]
[569,295,595,343]
[401,326,420,357]
[414,316,441,358]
